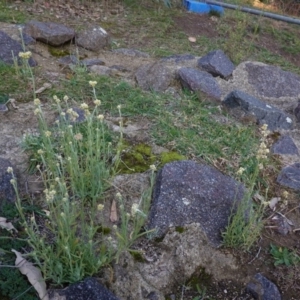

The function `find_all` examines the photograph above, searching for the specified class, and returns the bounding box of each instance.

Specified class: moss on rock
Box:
[117,142,185,174]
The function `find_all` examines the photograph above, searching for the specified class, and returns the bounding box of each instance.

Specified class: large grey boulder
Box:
[177,67,222,99]
[147,160,245,247]
[76,26,110,51]
[245,62,300,98]
[111,251,164,300]
[111,224,243,298]
[198,49,235,78]
[139,223,242,295]
[135,62,175,92]
[216,61,300,118]
[223,90,293,130]
[24,21,75,46]
[277,163,300,191]
[0,30,37,66]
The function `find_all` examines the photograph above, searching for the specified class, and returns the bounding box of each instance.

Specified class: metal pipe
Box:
[205,0,300,25]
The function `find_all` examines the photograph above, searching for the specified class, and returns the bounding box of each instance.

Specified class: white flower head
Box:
[44,131,52,138]
[19,51,32,59]
[34,108,41,115]
[34,98,41,106]
[74,133,83,141]
[80,103,89,110]
[236,167,245,175]
[53,95,60,103]
[150,165,157,171]
[97,114,104,122]
[97,204,104,211]
[37,149,44,155]
[89,81,97,88]
[131,203,139,217]
[94,99,101,106]
[261,124,268,131]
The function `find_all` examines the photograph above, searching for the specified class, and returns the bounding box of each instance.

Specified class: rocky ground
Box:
[1,1,300,299]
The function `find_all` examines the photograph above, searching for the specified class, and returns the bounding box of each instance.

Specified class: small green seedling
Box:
[270,244,300,266]
[192,284,207,300]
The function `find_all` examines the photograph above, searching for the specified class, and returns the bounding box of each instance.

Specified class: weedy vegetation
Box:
[270,244,300,267]
[1,0,300,298]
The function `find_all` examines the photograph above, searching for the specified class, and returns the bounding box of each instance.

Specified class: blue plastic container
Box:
[183,0,211,13]
[209,4,224,14]
[183,0,224,15]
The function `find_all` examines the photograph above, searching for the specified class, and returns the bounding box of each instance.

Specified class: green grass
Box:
[152,92,259,177]
[49,68,261,185]
[266,25,300,55]
[0,1,29,23]
[0,62,28,96]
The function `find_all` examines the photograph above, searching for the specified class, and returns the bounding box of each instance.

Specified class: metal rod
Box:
[205,0,300,25]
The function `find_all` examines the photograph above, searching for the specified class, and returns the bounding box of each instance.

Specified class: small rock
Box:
[223,90,293,131]
[76,26,110,51]
[58,55,79,66]
[271,136,299,156]
[135,62,174,92]
[197,49,235,78]
[49,277,120,300]
[89,65,115,76]
[0,30,37,66]
[247,273,281,300]
[0,104,8,112]
[81,58,105,67]
[277,163,300,191]
[24,20,75,46]
[177,67,221,99]
[270,214,293,235]
[113,48,150,58]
